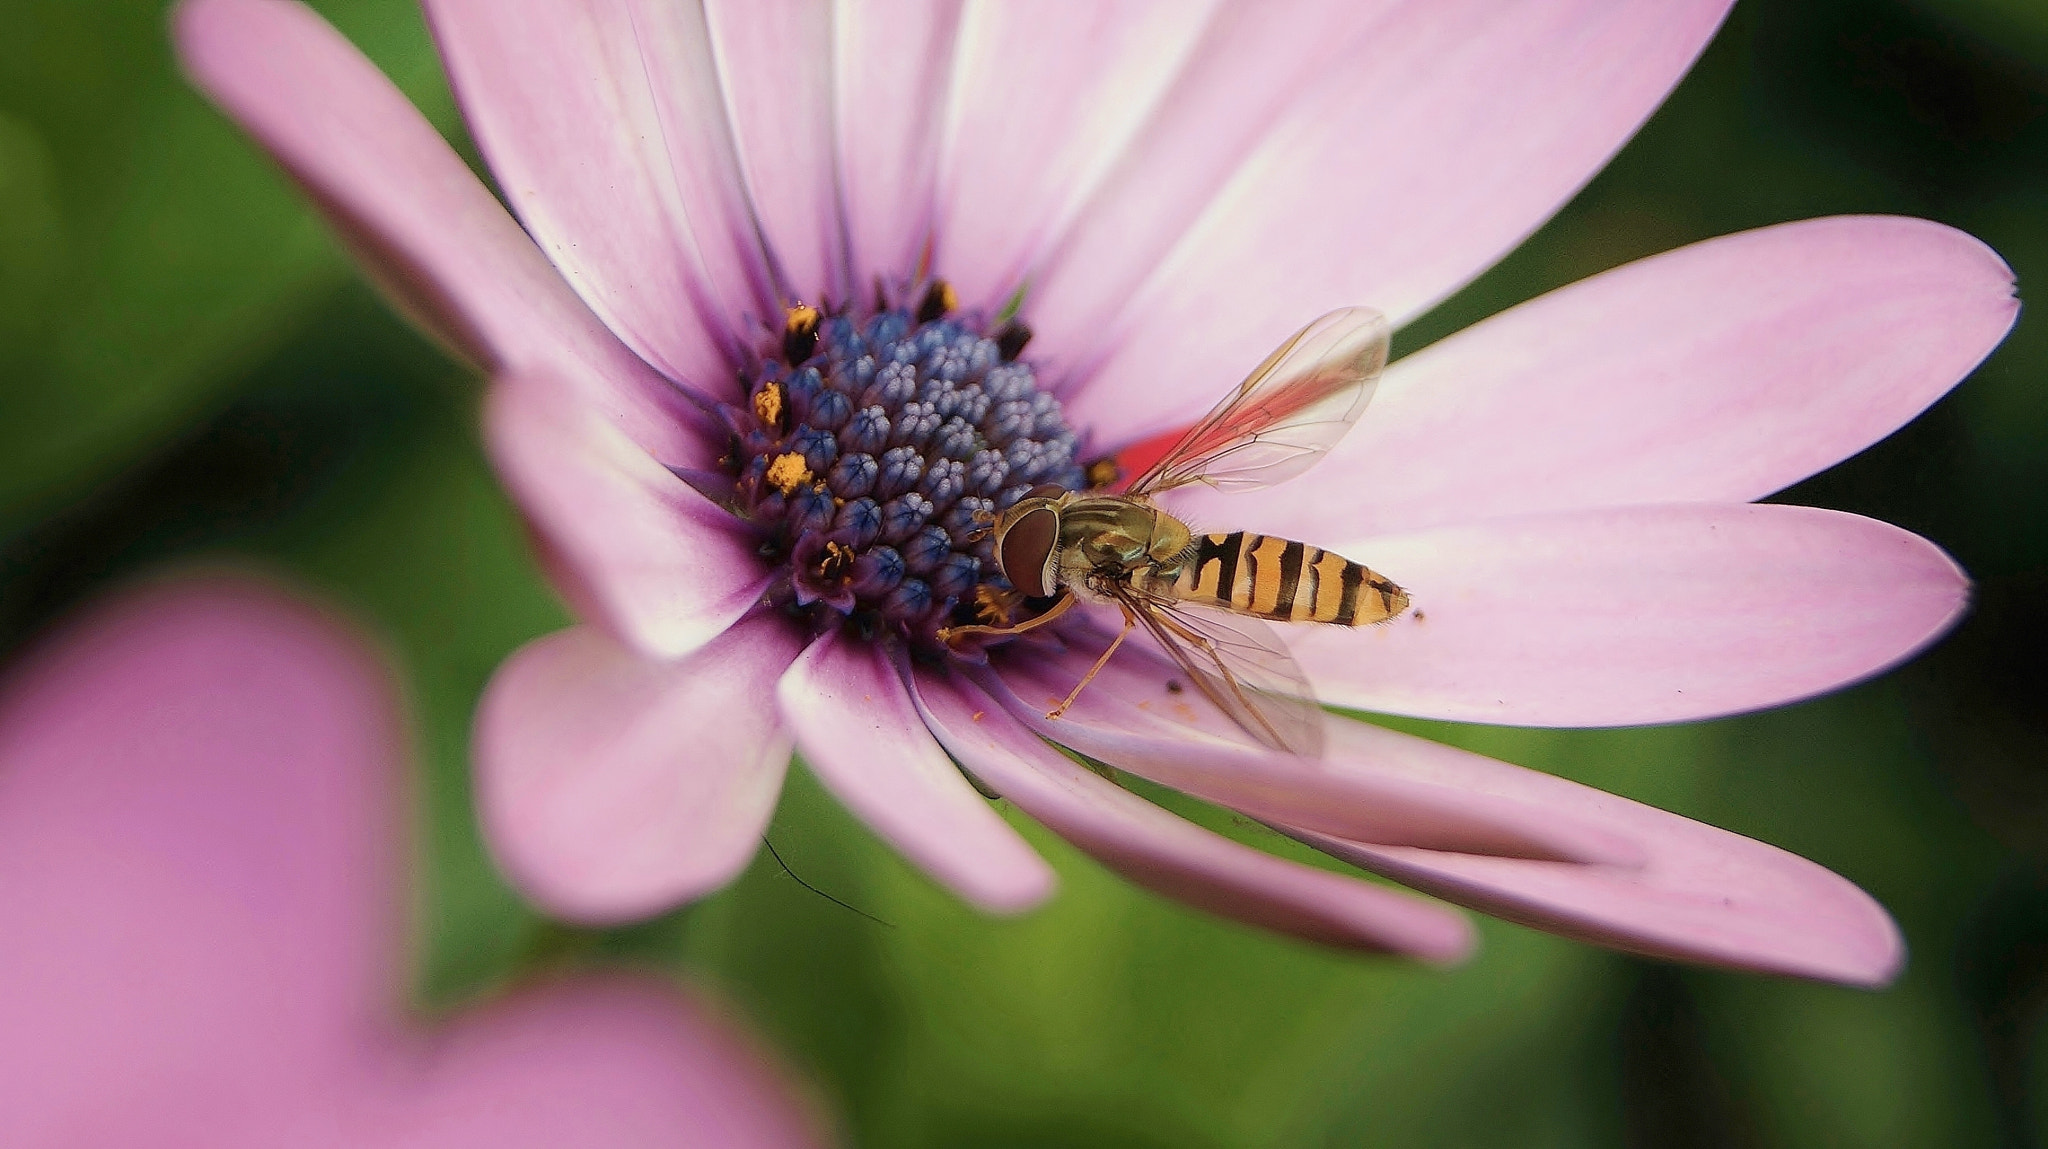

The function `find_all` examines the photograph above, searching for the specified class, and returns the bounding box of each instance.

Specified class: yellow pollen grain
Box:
[973,584,1019,626]
[765,452,811,495]
[932,281,958,314]
[784,303,820,336]
[752,382,784,427]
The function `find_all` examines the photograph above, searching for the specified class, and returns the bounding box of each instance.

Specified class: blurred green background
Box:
[3,1,2046,1145]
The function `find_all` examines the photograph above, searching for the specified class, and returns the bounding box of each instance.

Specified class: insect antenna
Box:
[761,835,894,928]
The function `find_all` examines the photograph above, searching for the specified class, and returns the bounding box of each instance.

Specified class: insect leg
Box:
[1148,607,1289,750]
[1048,602,1138,722]
[936,590,1075,644]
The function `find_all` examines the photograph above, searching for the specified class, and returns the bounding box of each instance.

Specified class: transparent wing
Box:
[1106,583,1327,758]
[1128,307,1390,496]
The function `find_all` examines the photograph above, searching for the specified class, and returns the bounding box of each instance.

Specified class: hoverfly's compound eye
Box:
[1021,483,1067,501]
[997,505,1061,599]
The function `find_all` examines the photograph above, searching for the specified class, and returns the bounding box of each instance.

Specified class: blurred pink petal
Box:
[778,634,1055,912]
[173,0,703,465]
[484,369,768,660]
[1290,503,1969,726]
[475,620,801,924]
[1182,216,2021,539]
[1278,719,1904,987]
[425,0,770,389]
[382,977,822,1147]
[933,1,1216,313]
[1063,0,1734,443]
[0,579,398,1141]
[0,578,826,1147]
[987,640,1643,866]
[703,0,844,305]
[912,669,1474,960]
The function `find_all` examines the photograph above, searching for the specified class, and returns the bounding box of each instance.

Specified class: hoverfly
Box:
[941,306,1409,758]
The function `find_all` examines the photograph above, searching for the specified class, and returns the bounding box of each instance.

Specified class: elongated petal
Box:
[706,0,846,305]
[912,671,1472,959]
[1182,217,2020,539]
[985,641,1642,866]
[174,0,702,464]
[1279,721,1903,985]
[835,0,960,295]
[484,370,768,660]
[1293,503,1969,727]
[427,0,772,390]
[932,0,1219,312]
[382,977,826,1147]
[0,579,400,1138]
[1024,0,1414,375]
[474,620,801,924]
[777,633,1054,911]
[1062,0,1732,444]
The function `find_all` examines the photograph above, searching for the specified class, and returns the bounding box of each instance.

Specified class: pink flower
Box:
[177,0,2017,985]
[0,577,827,1147]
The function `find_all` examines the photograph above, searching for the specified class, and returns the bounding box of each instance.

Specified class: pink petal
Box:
[425,0,773,388]
[0,579,401,1139]
[1183,216,2021,539]
[986,641,1642,866]
[705,0,845,305]
[0,579,830,1144]
[379,977,826,1147]
[1280,720,1904,986]
[776,633,1054,912]
[834,0,961,296]
[174,0,701,465]
[1291,503,1969,727]
[931,0,1220,313]
[474,620,801,925]
[483,369,769,660]
[1022,0,1430,379]
[1061,0,1733,445]
[911,671,1473,959]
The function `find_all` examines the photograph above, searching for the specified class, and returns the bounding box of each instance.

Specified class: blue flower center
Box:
[722,282,1088,650]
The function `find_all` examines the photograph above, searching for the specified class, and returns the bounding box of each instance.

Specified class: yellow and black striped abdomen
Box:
[1167,532,1408,625]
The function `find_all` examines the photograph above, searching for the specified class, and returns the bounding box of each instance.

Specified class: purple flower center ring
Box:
[720,284,1084,648]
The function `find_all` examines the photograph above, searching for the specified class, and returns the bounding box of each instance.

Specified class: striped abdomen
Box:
[1164,532,1408,625]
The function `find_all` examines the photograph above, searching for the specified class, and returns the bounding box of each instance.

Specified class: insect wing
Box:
[1128,307,1390,496]
[1110,584,1327,757]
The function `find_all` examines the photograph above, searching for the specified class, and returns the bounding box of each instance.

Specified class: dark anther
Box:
[782,303,821,363]
[995,319,1032,362]
[1083,457,1121,490]
[916,280,957,324]
[817,540,855,581]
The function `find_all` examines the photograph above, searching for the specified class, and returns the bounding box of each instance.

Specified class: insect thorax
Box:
[1051,497,1181,564]
[1046,496,1196,605]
